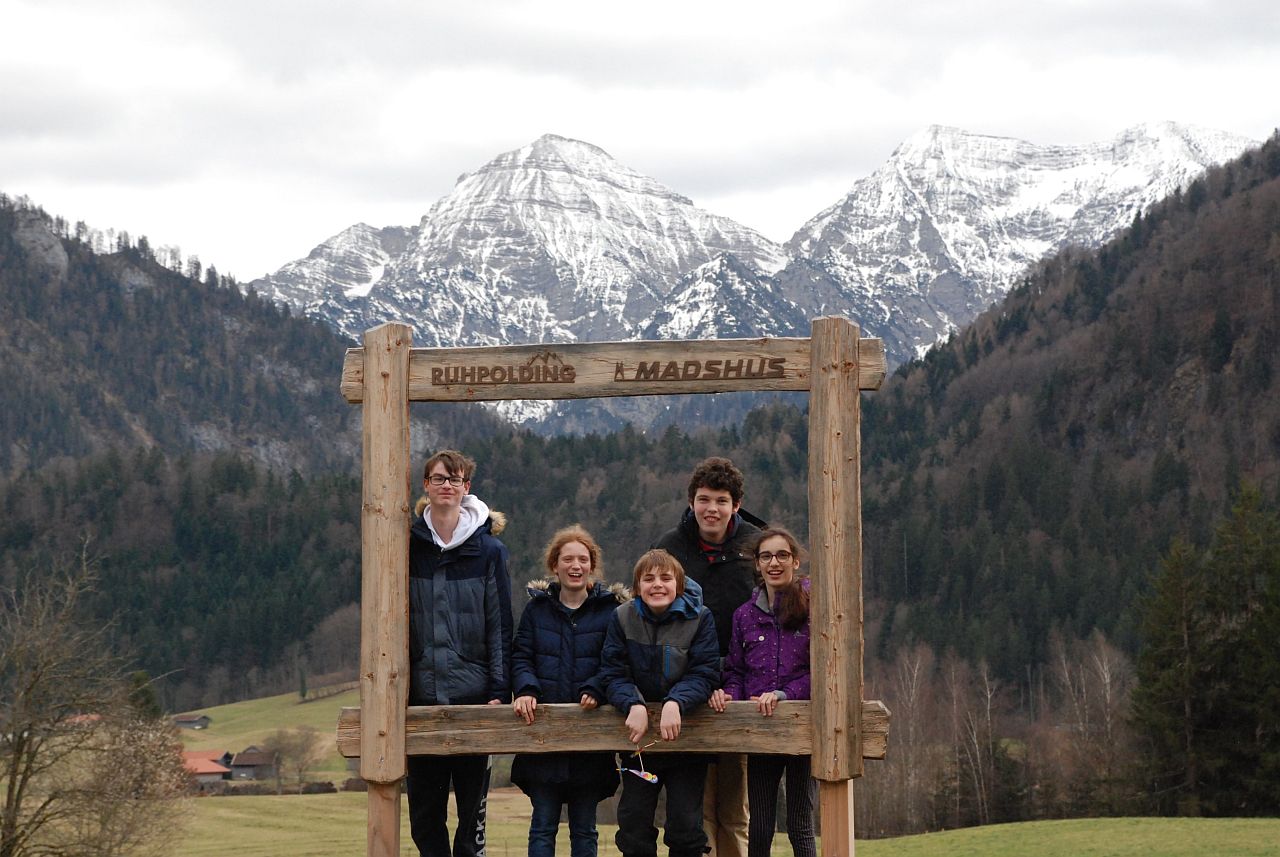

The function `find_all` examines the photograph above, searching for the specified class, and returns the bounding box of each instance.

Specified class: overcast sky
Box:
[3,0,1277,280]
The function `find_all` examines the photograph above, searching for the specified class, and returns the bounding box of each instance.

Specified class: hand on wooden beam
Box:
[337,700,889,759]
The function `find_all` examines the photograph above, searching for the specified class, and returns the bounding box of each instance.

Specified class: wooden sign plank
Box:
[335,700,889,759]
[340,336,886,402]
[808,317,865,781]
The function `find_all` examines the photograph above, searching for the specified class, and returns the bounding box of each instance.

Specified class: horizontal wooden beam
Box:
[340,336,886,403]
[336,700,888,760]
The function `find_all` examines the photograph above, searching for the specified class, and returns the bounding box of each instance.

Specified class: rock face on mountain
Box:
[257,134,786,347]
[785,122,1256,360]
[255,223,416,339]
[252,124,1255,429]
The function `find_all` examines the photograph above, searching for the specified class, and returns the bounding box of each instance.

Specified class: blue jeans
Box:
[528,782,600,857]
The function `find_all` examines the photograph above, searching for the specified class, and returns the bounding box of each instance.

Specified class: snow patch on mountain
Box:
[784,121,1257,361]
[251,123,1258,430]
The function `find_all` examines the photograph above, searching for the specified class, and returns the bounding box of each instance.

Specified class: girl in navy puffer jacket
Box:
[711,528,815,857]
[511,526,622,857]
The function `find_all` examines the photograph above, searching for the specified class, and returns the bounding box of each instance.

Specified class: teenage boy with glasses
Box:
[407,449,513,857]
[653,457,764,857]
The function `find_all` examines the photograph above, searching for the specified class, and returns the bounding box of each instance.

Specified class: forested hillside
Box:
[857,132,1280,676]
[0,194,514,709]
[0,412,806,711]
[0,201,344,473]
[1,136,1277,820]
[0,197,506,475]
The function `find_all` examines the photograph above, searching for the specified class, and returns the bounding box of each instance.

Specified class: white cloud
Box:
[2,0,1276,277]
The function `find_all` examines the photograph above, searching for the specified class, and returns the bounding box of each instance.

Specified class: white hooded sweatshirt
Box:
[424,494,491,551]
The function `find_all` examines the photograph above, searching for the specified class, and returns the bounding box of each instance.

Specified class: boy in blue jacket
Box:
[597,549,720,857]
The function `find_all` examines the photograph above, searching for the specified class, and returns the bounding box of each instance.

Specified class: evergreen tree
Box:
[1199,488,1280,814]
[1131,537,1208,814]
[1131,490,1280,815]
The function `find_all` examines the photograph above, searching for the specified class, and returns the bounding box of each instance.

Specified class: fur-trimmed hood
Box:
[524,577,628,603]
[414,495,507,535]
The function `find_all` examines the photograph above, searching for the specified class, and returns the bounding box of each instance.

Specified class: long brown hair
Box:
[752,527,809,631]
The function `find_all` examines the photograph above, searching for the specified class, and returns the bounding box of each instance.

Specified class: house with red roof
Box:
[182,750,232,791]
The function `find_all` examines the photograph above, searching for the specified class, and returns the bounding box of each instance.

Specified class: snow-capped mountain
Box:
[256,134,787,348]
[253,123,1257,430]
[643,254,802,341]
[784,122,1256,360]
[256,223,415,336]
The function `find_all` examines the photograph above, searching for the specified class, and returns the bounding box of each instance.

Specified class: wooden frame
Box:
[341,318,888,857]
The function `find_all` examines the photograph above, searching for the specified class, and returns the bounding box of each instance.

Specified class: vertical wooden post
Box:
[808,317,863,857]
[819,781,856,856]
[360,323,412,857]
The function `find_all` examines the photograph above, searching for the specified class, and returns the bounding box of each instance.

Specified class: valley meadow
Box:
[174,793,1280,857]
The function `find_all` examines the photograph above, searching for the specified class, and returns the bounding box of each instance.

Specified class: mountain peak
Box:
[447,133,679,201]
[786,123,1259,361]
[896,125,1004,155]
[1107,121,1256,167]
[377,133,787,343]
[526,133,613,159]
[253,121,1256,406]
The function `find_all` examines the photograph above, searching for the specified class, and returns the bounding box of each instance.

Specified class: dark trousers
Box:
[406,754,492,857]
[615,754,710,857]
[745,755,816,857]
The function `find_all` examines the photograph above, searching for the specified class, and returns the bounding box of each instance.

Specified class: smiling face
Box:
[637,565,680,615]
[756,534,800,594]
[691,487,740,544]
[424,462,468,512]
[553,540,593,594]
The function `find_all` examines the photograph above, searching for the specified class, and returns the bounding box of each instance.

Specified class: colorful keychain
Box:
[617,740,660,783]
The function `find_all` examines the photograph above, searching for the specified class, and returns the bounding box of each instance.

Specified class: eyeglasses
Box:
[756,550,794,564]
[427,475,466,486]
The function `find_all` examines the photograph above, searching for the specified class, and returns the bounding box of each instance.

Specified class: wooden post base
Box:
[819,780,855,857]
[367,781,401,857]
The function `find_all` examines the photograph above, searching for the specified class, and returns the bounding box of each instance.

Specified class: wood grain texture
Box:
[340,336,886,402]
[366,782,401,857]
[819,780,856,857]
[359,323,411,784]
[807,317,865,781]
[336,700,887,759]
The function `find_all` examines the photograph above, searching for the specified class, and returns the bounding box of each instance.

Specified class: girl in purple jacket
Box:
[710,527,815,857]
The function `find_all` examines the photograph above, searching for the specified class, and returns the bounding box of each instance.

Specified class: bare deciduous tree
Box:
[264,726,328,791]
[1036,629,1134,815]
[1,552,188,857]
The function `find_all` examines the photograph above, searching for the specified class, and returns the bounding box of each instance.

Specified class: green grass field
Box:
[179,688,359,777]
[173,793,1280,857]
[859,817,1280,856]
[176,694,1280,856]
